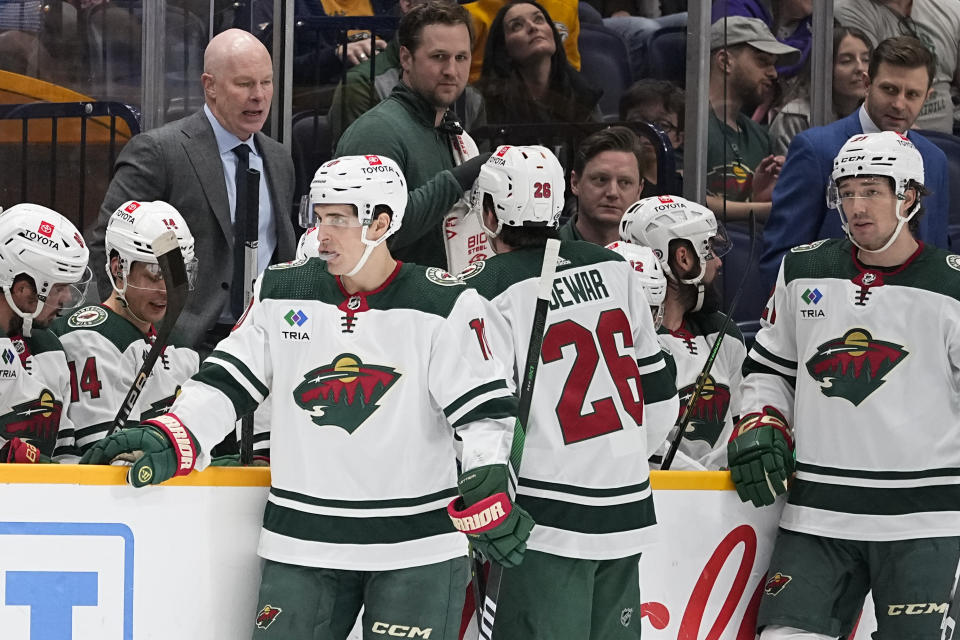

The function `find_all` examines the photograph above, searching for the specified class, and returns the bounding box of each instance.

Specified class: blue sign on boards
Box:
[0,522,134,640]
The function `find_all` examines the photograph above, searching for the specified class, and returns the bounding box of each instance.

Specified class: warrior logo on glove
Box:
[805,328,907,406]
[293,354,400,433]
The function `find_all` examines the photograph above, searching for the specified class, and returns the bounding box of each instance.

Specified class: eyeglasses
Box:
[654,120,679,135]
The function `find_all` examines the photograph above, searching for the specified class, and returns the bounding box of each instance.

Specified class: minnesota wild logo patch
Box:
[293,354,400,433]
[805,329,907,406]
[678,375,731,446]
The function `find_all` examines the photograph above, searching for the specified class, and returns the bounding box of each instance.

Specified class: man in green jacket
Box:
[336,0,489,269]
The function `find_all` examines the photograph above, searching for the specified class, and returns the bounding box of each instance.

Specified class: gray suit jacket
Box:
[89,110,296,348]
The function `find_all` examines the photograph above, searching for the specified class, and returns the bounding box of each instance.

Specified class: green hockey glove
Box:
[728,407,794,508]
[80,414,200,487]
[447,464,534,568]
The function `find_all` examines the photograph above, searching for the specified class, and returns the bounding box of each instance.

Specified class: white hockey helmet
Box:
[619,195,730,286]
[105,200,198,296]
[0,203,91,335]
[295,226,321,260]
[826,131,925,253]
[308,155,408,277]
[471,145,565,237]
[606,241,667,329]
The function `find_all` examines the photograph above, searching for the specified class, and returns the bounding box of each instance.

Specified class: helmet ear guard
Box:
[606,241,667,329]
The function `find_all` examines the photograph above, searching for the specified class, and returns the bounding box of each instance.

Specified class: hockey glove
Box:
[728,407,794,508]
[1,438,54,463]
[447,464,534,568]
[449,152,492,191]
[80,414,199,488]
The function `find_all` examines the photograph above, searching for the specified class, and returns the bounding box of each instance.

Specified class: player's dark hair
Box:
[573,126,644,179]
[869,36,936,90]
[905,179,927,234]
[483,193,559,249]
[399,0,474,54]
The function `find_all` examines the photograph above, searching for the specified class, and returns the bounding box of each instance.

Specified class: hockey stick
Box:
[240,168,260,465]
[661,211,757,470]
[475,238,561,640]
[941,554,960,639]
[107,231,189,437]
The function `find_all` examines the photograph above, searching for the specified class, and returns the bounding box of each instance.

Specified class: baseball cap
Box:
[710,16,802,66]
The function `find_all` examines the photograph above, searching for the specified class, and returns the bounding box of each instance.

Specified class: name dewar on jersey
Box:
[548,268,610,311]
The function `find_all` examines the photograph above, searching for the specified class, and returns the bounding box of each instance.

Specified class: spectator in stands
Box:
[559,126,645,245]
[769,25,871,156]
[476,0,601,125]
[90,28,296,354]
[835,0,960,133]
[759,35,949,289]
[711,0,812,80]
[707,17,800,222]
[243,0,391,87]
[335,0,490,268]
[465,0,580,84]
[580,0,688,82]
[620,78,685,197]
[329,0,486,144]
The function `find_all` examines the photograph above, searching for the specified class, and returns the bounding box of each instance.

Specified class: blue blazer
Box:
[759,109,950,289]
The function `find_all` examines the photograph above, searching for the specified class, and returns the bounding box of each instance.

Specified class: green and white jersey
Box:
[0,327,74,459]
[53,305,199,455]
[462,241,679,560]
[168,259,518,571]
[743,238,960,541]
[655,312,746,470]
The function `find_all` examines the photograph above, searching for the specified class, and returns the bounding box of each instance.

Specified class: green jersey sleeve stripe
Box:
[271,486,457,510]
[521,477,650,498]
[640,367,678,404]
[636,351,665,370]
[751,343,797,373]
[193,363,258,420]
[206,350,270,399]
[742,358,798,388]
[450,395,518,428]
[263,502,454,544]
[520,494,656,534]
[790,478,960,516]
[443,379,510,419]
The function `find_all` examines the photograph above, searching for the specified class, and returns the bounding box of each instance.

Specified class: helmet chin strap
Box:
[845,199,916,255]
[343,225,389,278]
[4,287,41,337]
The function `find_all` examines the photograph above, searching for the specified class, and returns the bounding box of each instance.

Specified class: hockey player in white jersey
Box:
[729,130,960,639]
[0,203,89,462]
[81,155,530,640]
[461,145,678,639]
[619,196,744,469]
[53,200,200,456]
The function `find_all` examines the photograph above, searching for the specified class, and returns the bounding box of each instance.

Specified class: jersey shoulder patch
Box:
[268,256,310,270]
[456,260,486,281]
[789,239,830,253]
[946,254,960,272]
[424,267,465,287]
[67,305,109,329]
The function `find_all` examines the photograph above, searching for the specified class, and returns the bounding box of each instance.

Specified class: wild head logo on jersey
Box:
[805,329,907,406]
[293,354,400,434]
[678,375,731,446]
[256,605,282,630]
[139,387,181,421]
[764,572,792,596]
[0,389,62,449]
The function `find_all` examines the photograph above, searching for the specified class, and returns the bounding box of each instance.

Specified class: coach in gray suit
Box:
[89,29,296,352]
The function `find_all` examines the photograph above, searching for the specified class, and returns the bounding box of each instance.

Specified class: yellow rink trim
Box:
[0,466,735,490]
